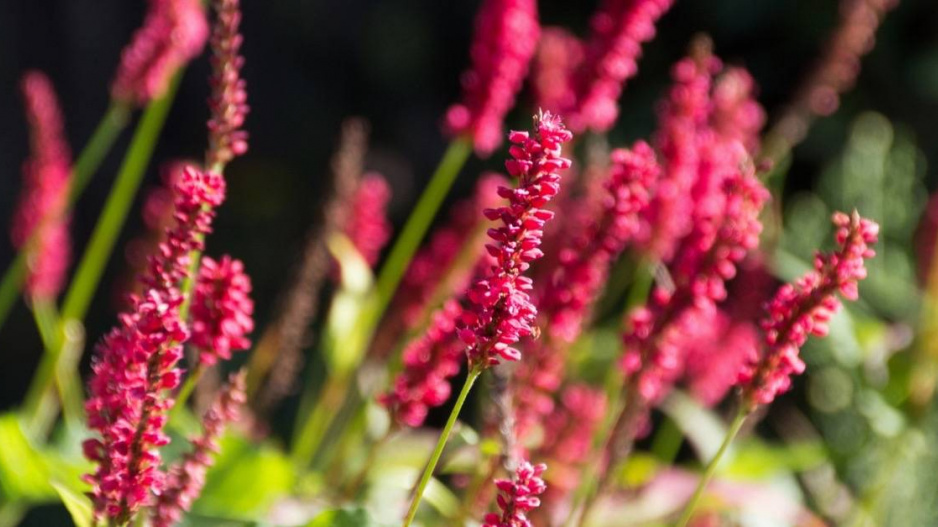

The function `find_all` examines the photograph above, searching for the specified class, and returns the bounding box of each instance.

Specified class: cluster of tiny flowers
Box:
[206,0,249,169]
[537,385,607,497]
[190,255,254,365]
[380,300,465,427]
[151,371,246,527]
[458,112,572,369]
[444,0,540,156]
[566,0,675,133]
[739,211,879,408]
[638,48,720,262]
[482,461,548,527]
[711,67,765,155]
[344,173,393,268]
[531,27,583,114]
[622,168,769,404]
[512,141,658,437]
[12,71,72,300]
[112,0,209,105]
[83,168,225,521]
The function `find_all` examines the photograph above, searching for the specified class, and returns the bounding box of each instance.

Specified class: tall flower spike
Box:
[482,461,548,527]
[379,300,466,427]
[513,141,659,438]
[739,211,878,408]
[566,0,675,132]
[537,386,607,499]
[638,44,720,263]
[345,172,393,268]
[151,371,246,527]
[112,0,209,105]
[459,112,572,369]
[623,164,769,405]
[206,0,249,170]
[531,27,583,114]
[444,0,540,156]
[83,168,226,522]
[190,255,255,366]
[12,71,72,300]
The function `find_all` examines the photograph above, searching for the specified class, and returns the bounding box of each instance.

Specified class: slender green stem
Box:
[674,407,748,527]
[23,299,62,436]
[372,137,471,329]
[174,363,205,414]
[70,102,132,201]
[0,103,130,334]
[61,74,182,325]
[402,367,481,527]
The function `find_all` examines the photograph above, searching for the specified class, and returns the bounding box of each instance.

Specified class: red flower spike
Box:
[190,255,254,366]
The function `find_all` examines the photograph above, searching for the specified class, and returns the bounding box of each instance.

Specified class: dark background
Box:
[1,0,937,409]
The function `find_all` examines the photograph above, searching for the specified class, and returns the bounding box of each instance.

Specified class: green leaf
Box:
[0,413,55,501]
[50,481,92,527]
[322,233,376,376]
[194,433,295,519]
[724,441,828,478]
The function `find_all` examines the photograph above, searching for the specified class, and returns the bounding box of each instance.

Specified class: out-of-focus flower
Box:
[638,45,721,263]
[151,371,246,527]
[379,300,465,427]
[12,71,72,300]
[482,461,548,527]
[459,112,572,369]
[531,27,583,114]
[83,168,225,522]
[739,211,878,408]
[190,255,254,366]
[711,67,765,155]
[444,0,540,156]
[566,0,675,133]
[344,172,392,268]
[538,386,607,497]
[112,0,209,105]
[677,309,759,406]
[206,0,249,169]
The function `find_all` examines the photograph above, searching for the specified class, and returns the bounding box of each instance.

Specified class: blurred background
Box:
[2,0,938,523]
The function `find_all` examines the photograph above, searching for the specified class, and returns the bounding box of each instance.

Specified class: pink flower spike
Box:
[739,211,878,408]
[151,371,246,527]
[84,167,226,523]
[12,71,72,300]
[531,27,583,114]
[566,0,675,132]
[461,112,572,370]
[206,0,249,169]
[444,0,540,156]
[191,255,255,366]
[112,0,209,105]
[482,461,548,527]
[345,172,393,268]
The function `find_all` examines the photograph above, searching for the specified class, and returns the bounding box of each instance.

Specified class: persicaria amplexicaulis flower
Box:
[458,111,572,369]
[482,461,548,527]
[12,71,72,300]
[564,0,675,133]
[151,371,246,527]
[345,172,392,268]
[112,0,209,105]
[739,211,878,408]
[206,0,249,169]
[513,141,659,437]
[444,0,540,156]
[190,255,255,365]
[531,27,583,115]
[83,167,225,522]
[622,164,769,405]
[537,385,607,497]
[379,300,465,427]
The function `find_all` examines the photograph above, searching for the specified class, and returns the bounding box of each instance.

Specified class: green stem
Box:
[402,367,481,527]
[23,299,61,436]
[61,74,182,325]
[372,137,471,331]
[673,407,748,527]
[173,363,205,415]
[0,103,130,334]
